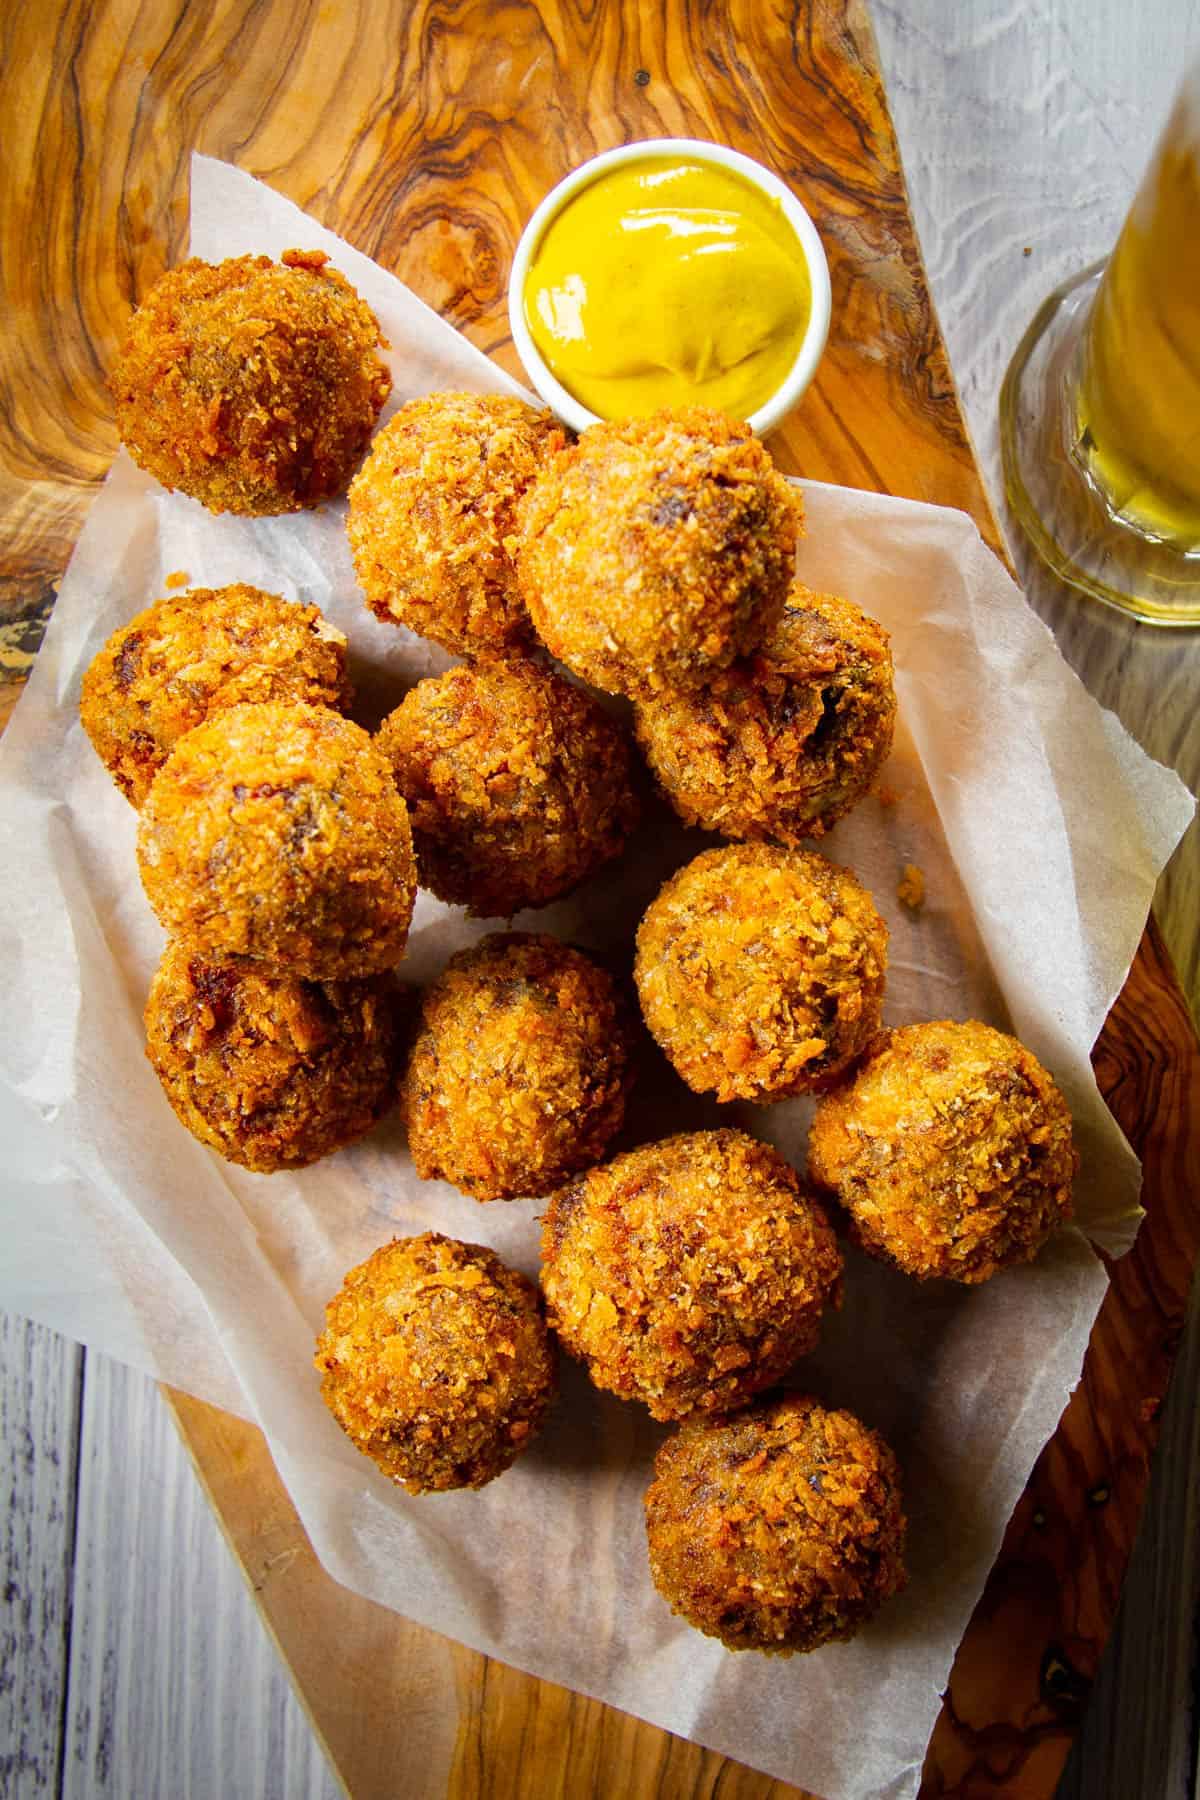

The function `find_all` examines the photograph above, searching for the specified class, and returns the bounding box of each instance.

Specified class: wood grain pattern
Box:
[926,915,1200,1795]
[2,1,1198,1796]
[0,1315,82,1799]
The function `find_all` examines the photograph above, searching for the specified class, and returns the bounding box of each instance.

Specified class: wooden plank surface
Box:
[59,1356,338,1800]
[0,1316,81,1799]
[2,1,1200,1797]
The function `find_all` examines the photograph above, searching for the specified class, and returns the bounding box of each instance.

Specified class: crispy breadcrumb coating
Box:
[644,1393,907,1653]
[634,845,888,1103]
[540,1130,842,1421]
[376,657,640,917]
[634,585,895,843]
[515,408,801,698]
[80,584,350,807]
[136,702,416,979]
[111,250,391,514]
[400,933,634,1201]
[315,1234,557,1493]
[808,1019,1076,1283]
[897,863,925,911]
[347,392,564,655]
[144,942,396,1171]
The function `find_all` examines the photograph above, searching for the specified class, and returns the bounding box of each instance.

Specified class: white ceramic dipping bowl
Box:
[507,137,832,438]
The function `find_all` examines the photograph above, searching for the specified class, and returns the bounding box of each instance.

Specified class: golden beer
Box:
[1074,79,1200,550]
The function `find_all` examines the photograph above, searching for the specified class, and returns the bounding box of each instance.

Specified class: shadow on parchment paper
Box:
[342,610,455,733]
[521,1355,673,1482]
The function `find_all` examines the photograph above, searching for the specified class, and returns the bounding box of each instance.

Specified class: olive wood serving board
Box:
[4,1,1199,1795]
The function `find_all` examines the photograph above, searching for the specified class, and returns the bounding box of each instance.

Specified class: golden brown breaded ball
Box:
[644,1393,907,1654]
[80,584,351,807]
[515,407,802,699]
[540,1130,842,1421]
[111,250,391,515]
[137,702,416,979]
[347,392,564,656]
[144,942,396,1172]
[807,1019,1077,1284]
[634,584,896,843]
[399,933,634,1201]
[375,657,640,918]
[634,845,888,1104]
[315,1234,557,1493]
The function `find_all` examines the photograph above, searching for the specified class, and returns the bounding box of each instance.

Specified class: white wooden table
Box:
[3,4,1199,1795]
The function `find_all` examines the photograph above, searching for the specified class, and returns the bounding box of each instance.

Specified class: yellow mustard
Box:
[524,156,812,420]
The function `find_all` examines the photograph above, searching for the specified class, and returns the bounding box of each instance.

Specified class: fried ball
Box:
[400,933,634,1201]
[634,584,896,843]
[644,1393,907,1654]
[111,250,391,514]
[515,407,802,699]
[144,942,396,1172]
[540,1130,842,1421]
[375,657,640,917]
[808,1019,1077,1284]
[137,702,416,979]
[634,845,888,1103]
[315,1234,557,1493]
[347,392,564,655]
[80,584,350,807]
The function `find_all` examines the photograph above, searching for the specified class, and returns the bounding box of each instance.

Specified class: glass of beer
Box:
[1000,60,1200,625]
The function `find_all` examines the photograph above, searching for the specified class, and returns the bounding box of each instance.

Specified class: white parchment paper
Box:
[0,156,1193,1800]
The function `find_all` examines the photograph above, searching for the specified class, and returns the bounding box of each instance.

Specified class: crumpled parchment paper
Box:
[0,155,1192,1800]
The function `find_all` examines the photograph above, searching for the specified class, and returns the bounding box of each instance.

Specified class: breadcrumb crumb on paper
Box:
[897,863,925,910]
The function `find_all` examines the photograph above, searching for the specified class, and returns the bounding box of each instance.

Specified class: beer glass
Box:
[1000,61,1200,626]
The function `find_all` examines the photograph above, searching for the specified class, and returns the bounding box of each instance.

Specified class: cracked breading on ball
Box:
[399,933,635,1201]
[644,1393,907,1654]
[136,702,416,979]
[315,1234,558,1493]
[540,1130,842,1421]
[111,250,391,514]
[144,942,397,1172]
[375,656,640,917]
[515,407,802,698]
[634,845,888,1103]
[807,1019,1077,1284]
[634,583,895,843]
[347,391,564,655]
[80,584,350,807]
